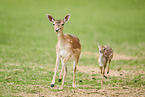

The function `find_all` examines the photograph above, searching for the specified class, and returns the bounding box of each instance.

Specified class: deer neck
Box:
[57,31,66,47]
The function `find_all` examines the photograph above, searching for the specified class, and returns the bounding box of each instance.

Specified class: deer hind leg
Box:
[51,56,60,87]
[107,59,111,74]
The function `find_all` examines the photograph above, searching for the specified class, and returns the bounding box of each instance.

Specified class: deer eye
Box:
[62,24,64,26]
[53,24,55,26]
[103,48,105,50]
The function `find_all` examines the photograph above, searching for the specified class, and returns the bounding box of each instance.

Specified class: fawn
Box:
[46,14,81,89]
[98,44,113,84]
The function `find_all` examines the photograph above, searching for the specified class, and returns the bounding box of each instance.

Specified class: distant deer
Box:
[98,44,113,84]
[46,14,81,89]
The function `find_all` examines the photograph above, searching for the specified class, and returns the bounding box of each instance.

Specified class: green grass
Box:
[0,0,145,96]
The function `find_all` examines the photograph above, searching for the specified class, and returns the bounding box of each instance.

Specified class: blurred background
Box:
[0,0,145,64]
[0,0,145,96]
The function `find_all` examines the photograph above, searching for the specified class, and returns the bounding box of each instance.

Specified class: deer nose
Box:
[55,29,60,32]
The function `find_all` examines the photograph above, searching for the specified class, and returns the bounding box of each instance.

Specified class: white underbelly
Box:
[60,50,67,57]
[60,49,72,57]
[60,50,74,61]
[98,58,105,67]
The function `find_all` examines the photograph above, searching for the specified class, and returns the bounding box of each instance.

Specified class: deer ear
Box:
[46,14,55,22]
[64,14,71,23]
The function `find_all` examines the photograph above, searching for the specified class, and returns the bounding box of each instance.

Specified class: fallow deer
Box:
[46,14,81,89]
[98,44,113,84]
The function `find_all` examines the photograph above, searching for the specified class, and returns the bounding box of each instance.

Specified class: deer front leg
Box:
[100,66,102,74]
[60,61,67,89]
[103,64,107,79]
[51,56,60,87]
[60,56,70,89]
[101,64,107,84]
[107,60,111,74]
[60,63,67,89]
[100,66,104,84]
[58,58,64,82]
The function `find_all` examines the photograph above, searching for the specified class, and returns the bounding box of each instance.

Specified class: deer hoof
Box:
[51,84,54,87]
[104,75,107,79]
[58,79,62,82]
[107,71,109,74]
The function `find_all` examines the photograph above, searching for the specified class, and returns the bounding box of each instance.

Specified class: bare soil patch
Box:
[13,85,145,97]
[77,65,145,96]
[13,65,145,97]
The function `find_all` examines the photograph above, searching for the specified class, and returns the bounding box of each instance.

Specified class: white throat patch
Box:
[57,33,61,36]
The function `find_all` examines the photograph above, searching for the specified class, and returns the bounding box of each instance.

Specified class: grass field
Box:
[0,0,145,96]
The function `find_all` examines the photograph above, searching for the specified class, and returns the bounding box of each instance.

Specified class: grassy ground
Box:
[0,0,145,96]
